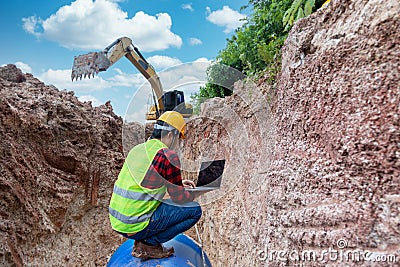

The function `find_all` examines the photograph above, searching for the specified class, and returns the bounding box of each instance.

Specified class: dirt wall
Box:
[0,0,399,266]
[184,0,400,266]
[0,65,125,266]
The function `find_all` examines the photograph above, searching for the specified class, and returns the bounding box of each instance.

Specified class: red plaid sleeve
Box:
[141,148,194,204]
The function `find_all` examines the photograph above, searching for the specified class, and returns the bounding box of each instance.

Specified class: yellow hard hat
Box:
[157,111,186,139]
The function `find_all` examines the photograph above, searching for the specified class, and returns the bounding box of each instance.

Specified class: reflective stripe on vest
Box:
[112,184,165,202]
[109,207,153,225]
[109,139,167,233]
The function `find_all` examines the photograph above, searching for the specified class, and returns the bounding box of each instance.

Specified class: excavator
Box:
[71,36,193,120]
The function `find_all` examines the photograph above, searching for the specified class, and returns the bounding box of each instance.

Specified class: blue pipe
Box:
[107,234,212,267]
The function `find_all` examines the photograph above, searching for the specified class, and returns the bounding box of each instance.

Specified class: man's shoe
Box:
[132,240,174,260]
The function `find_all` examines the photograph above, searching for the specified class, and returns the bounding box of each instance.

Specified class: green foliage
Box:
[236,0,293,75]
[283,0,330,31]
[190,62,245,114]
[283,0,314,31]
[191,0,327,113]
[257,34,286,84]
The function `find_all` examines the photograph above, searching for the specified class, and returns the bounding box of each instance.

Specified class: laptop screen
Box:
[196,159,225,187]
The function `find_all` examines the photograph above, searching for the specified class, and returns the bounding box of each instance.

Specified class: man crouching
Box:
[109,111,202,260]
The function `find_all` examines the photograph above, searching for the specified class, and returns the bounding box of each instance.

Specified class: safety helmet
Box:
[157,111,186,139]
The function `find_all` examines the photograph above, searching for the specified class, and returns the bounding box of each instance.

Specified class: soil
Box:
[0,0,399,266]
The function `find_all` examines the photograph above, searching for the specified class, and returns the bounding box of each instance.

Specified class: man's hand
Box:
[182,179,195,188]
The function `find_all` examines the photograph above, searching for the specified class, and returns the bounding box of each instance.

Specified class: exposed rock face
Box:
[0,64,26,83]
[184,0,400,266]
[0,65,125,266]
[122,122,145,156]
[1,0,399,266]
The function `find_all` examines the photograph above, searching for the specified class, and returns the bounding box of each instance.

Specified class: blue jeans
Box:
[128,200,202,245]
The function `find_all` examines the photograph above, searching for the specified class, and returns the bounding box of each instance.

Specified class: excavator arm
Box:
[71,37,164,114]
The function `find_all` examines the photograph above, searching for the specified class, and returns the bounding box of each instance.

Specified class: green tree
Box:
[192,0,328,113]
[191,61,246,114]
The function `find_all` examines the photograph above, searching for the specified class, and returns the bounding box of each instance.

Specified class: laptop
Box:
[186,159,225,192]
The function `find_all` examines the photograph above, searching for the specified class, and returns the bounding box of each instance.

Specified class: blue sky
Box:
[1,0,249,122]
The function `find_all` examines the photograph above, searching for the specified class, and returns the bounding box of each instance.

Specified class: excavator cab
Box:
[162,90,193,115]
[146,90,193,120]
[163,90,184,111]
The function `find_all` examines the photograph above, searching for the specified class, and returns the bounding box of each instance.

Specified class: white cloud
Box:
[189,37,202,45]
[194,57,210,63]
[22,16,42,35]
[34,58,212,123]
[37,67,147,93]
[158,59,210,91]
[107,69,147,88]
[78,95,103,106]
[15,62,32,73]
[206,6,246,33]
[182,3,194,11]
[39,68,107,91]
[124,59,211,123]
[22,0,182,52]
[147,56,182,70]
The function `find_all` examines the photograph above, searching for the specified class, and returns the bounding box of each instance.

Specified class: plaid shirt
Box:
[141,147,194,204]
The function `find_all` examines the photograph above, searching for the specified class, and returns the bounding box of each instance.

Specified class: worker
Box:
[109,111,202,260]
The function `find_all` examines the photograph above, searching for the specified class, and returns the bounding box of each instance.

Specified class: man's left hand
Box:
[182,179,195,188]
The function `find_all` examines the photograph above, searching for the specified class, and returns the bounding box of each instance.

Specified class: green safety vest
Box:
[109,139,168,233]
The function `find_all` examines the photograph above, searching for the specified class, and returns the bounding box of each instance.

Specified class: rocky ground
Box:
[184,0,399,266]
[0,65,126,266]
[0,0,399,266]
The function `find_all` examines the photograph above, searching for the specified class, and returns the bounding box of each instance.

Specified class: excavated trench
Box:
[0,0,399,266]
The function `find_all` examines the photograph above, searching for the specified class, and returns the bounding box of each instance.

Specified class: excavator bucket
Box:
[71,51,110,81]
